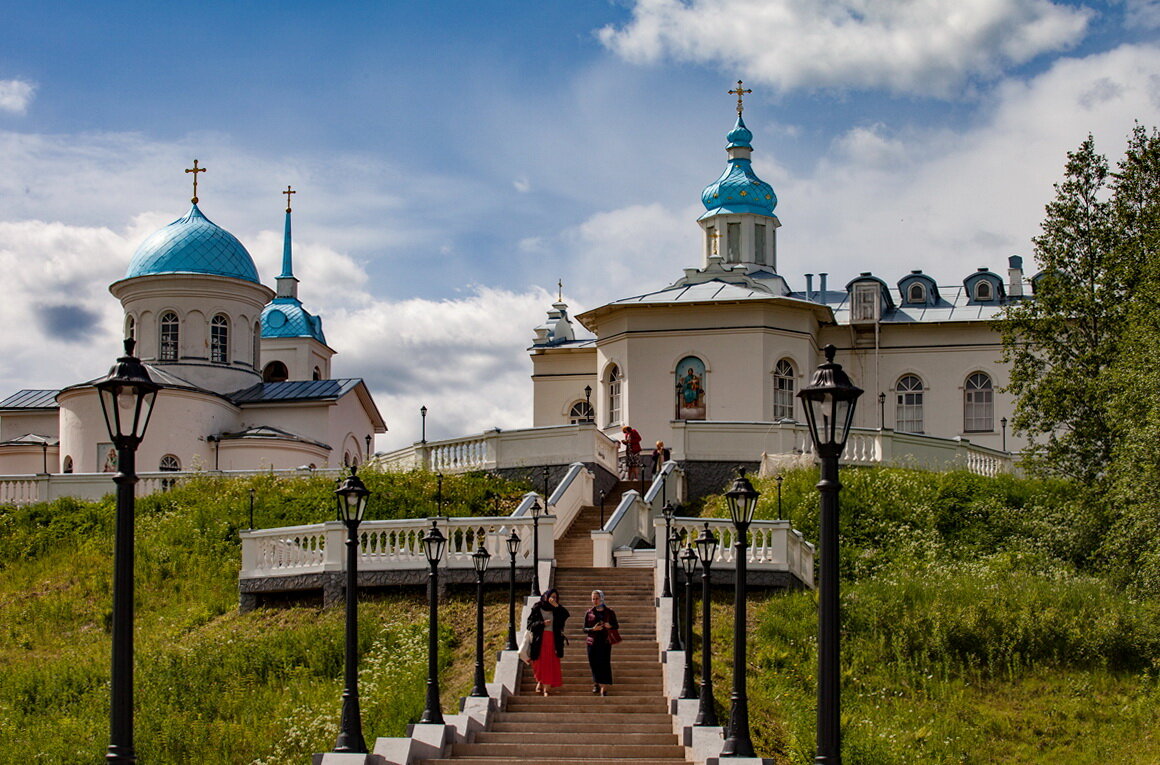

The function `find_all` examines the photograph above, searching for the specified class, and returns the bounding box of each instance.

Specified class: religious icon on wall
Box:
[99,443,118,473]
[675,356,707,420]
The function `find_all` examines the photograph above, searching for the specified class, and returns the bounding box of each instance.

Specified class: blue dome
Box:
[261,298,326,344]
[125,204,260,283]
[700,115,777,219]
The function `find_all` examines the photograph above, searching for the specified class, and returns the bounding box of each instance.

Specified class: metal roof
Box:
[0,390,61,410]
[229,378,362,404]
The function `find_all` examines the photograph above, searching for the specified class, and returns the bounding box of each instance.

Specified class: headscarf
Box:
[539,588,560,610]
[591,589,606,607]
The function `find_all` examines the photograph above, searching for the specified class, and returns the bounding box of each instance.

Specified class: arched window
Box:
[263,360,288,383]
[159,312,179,361]
[125,315,136,341]
[975,281,993,301]
[607,366,622,426]
[772,359,796,421]
[569,401,594,424]
[964,372,994,432]
[895,375,924,433]
[211,314,229,363]
[63,456,73,474]
[343,451,352,467]
[908,283,926,303]
[252,322,261,367]
[159,454,181,471]
[313,366,322,381]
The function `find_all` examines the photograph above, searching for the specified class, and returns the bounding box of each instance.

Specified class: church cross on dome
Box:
[728,80,752,116]
[283,185,296,212]
[185,159,206,203]
[708,228,721,256]
[557,278,563,301]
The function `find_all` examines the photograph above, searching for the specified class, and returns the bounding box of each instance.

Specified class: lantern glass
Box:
[334,468,370,523]
[531,499,542,519]
[423,522,446,564]
[695,523,718,566]
[95,339,160,443]
[797,344,863,451]
[680,546,697,577]
[662,502,674,521]
[472,544,491,574]
[506,529,521,558]
[668,529,682,558]
[724,469,760,527]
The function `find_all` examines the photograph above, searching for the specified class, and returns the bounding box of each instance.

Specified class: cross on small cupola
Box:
[728,80,752,116]
[283,185,296,213]
[185,159,206,204]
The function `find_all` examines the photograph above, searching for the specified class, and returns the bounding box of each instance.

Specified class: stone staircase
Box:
[553,481,635,569]
[419,489,690,765]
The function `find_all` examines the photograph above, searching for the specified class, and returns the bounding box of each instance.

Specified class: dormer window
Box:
[975,281,993,302]
[853,283,879,321]
[908,283,926,303]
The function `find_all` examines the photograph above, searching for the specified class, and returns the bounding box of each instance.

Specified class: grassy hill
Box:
[1,467,1158,763]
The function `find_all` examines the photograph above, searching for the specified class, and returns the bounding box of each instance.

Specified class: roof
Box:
[125,203,260,283]
[216,425,330,451]
[229,379,362,404]
[0,389,60,410]
[0,433,58,446]
[811,284,1008,323]
[261,298,327,343]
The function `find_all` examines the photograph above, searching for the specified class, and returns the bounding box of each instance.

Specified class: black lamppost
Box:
[419,520,447,724]
[420,405,428,444]
[721,469,760,758]
[530,499,543,596]
[1001,417,1008,452]
[542,465,550,502]
[96,338,160,764]
[470,543,492,697]
[39,439,48,474]
[505,528,521,650]
[661,503,675,598]
[775,474,784,518]
[365,434,373,461]
[694,522,719,727]
[668,528,684,652]
[598,489,606,527]
[584,384,593,422]
[679,546,698,699]
[333,468,371,754]
[878,391,885,429]
[797,344,863,765]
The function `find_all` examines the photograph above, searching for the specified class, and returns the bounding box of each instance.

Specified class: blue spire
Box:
[279,207,294,280]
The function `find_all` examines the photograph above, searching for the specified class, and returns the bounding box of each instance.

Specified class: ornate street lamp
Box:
[505,528,521,651]
[333,467,371,754]
[365,433,373,460]
[666,525,684,652]
[419,520,447,724]
[470,543,492,697]
[1001,417,1008,452]
[694,522,719,727]
[797,344,863,765]
[679,546,699,699]
[661,503,675,598]
[721,469,760,758]
[420,405,428,444]
[96,338,159,764]
[775,474,784,518]
[530,499,543,596]
[878,391,886,429]
[584,384,593,422]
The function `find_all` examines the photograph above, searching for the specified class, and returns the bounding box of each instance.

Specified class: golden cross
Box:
[728,80,752,116]
[708,229,721,256]
[557,278,563,302]
[185,159,206,203]
[283,185,296,212]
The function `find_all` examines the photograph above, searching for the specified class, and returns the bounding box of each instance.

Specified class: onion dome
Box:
[699,115,777,219]
[261,299,326,344]
[125,204,260,283]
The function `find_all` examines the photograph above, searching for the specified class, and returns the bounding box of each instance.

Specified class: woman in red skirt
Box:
[527,589,570,695]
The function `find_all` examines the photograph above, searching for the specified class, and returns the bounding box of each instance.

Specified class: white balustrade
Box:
[657,517,815,589]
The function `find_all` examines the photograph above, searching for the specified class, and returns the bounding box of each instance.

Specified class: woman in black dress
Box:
[583,589,619,696]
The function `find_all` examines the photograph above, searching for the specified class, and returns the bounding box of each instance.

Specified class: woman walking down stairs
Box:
[419,567,692,765]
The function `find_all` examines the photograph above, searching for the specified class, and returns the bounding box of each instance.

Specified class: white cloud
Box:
[1124,0,1160,29]
[599,0,1092,97]
[0,79,35,114]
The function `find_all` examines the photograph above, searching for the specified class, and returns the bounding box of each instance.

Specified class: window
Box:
[964,372,994,432]
[125,315,136,341]
[607,366,622,426]
[313,366,321,381]
[772,359,795,420]
[706,226,717,257]
[159,454,181,471]
[263,360,288,382]
[895,375,924,433]
[853,284,878,321]
[975,281,993,301]
[253,322,261,367]
[63,456,73,474]
[569,401,594,423]
[211,314,229,363]
[754,223,766,265]
[726,222,741,262]
[159,312,179,361]
[908,283,926,303]
[344,451,352,467]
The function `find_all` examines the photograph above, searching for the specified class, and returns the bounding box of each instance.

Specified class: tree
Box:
[999,135,1120,484]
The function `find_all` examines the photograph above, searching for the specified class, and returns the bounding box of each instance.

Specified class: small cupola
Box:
[532,291,577,347]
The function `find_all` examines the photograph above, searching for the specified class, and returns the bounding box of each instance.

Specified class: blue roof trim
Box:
[126,204,260,283]
[229,378,361,404]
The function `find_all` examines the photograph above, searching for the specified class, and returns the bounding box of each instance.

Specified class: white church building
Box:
[0,182,386,486]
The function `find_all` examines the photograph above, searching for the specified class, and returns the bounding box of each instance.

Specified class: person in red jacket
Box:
[621,425,642,479]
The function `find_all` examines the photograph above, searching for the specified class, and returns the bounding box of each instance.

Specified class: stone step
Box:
[488,720,673,733]
[493,711,675,725]
[450,743,686,759]
[473,732,679,745]
[503,698,669,713]
[421,759,686,765]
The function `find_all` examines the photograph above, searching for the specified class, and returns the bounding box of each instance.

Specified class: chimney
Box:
[819,273,828,299]
[805,273,814,300]
[1008,255,1024,298]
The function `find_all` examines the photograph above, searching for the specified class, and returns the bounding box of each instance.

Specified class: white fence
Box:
[655,517,815,589]
[239,515,553,580]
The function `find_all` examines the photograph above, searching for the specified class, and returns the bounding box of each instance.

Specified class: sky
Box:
[1,0,1158,450]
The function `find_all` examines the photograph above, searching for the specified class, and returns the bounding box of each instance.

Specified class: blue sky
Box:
[2,0,1158,448]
